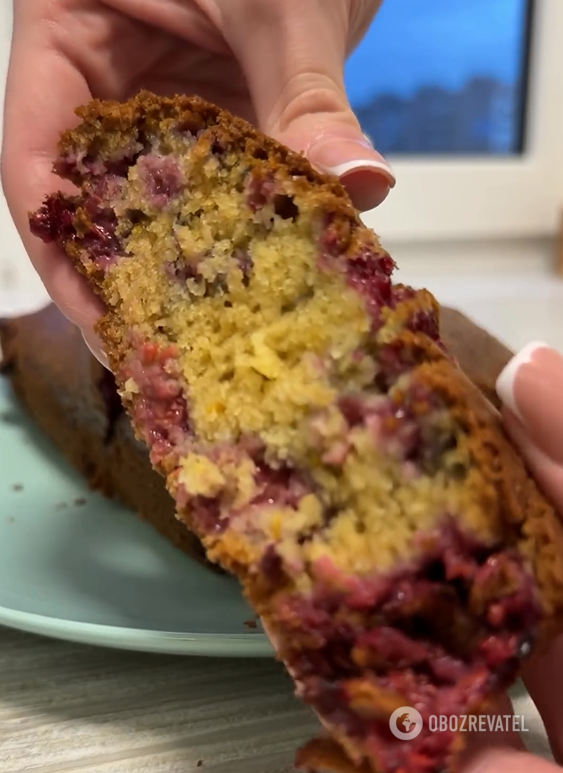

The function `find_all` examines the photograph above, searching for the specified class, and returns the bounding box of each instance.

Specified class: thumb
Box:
[218,0,395,211]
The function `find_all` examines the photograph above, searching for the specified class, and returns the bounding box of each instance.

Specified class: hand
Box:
[1,0,394,362]
[460,342,563,773]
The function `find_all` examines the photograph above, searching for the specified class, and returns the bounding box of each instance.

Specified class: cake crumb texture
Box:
[29,91,563,773]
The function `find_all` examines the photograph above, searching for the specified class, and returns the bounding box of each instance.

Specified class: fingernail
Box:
[496,341,563,464]
[495,341,549,423]
[310,134,394,180]
[82,330,110,370]
[307,134,395,211]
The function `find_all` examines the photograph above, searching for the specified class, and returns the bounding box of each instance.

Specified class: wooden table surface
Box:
[0,623,554,773]
[0,626,319,773]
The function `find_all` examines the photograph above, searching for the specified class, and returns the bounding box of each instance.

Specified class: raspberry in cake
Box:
[29,91,563,773]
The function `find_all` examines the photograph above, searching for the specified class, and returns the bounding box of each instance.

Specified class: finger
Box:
[218,0,395,211]
[103,0,229,55]
[457,694,526,767]
[1,4,102,335]
[82,328,110,369]
[522,636,563,763]
[462,749,558,773]
[459,693,552,772]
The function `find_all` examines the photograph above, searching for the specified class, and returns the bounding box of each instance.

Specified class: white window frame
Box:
[361,0,563,243]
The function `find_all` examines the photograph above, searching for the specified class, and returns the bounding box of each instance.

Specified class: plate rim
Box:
[0,604,274,657]
[0,377,275,658]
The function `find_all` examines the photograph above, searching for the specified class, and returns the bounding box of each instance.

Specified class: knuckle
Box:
[274,73,349,131]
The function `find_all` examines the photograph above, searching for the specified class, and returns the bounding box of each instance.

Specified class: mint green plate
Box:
[0,376,272,657]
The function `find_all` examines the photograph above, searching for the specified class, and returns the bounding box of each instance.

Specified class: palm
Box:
[61,0,256,123]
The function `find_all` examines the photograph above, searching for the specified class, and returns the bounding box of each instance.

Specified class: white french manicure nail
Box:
[82,331,110,370]
[495,341,550,424]
[322,158,395,183]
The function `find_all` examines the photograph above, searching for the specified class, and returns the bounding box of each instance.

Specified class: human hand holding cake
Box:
[1,0,393,366]
[26,91,563,773]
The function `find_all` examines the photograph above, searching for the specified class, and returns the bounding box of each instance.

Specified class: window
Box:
[346,0,563,242]
[347,0,531,157]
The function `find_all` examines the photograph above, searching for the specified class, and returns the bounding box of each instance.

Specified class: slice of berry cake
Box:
[29,91,563,773]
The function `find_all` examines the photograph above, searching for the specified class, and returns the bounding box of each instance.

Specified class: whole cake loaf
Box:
[29,91,563,773]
